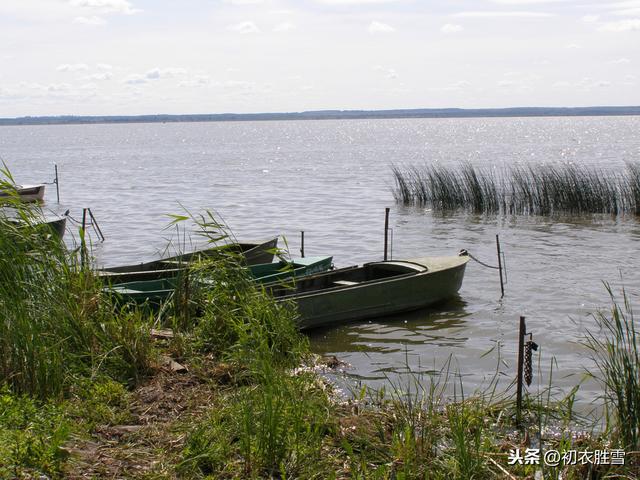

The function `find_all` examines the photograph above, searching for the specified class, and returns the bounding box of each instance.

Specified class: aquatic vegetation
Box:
[392,161,640,216]
[585,285,640,452]
[0,195,152,399]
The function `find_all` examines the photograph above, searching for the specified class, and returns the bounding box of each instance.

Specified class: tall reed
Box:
[585,285,640,451]
[392,161,640,216]
[0,185,151,399]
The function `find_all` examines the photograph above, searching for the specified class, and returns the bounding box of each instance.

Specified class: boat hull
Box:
[101,237,279,282]
[0,184,46,203]
[275,256,469,330]
[106,255,333,307]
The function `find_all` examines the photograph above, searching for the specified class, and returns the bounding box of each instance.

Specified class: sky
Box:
[0,0,639,117]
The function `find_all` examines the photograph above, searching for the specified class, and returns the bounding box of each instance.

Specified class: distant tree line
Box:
[1,106,640,126]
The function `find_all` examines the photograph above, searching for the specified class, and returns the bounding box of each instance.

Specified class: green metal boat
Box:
[100,237,279,284]
[106,255,333,307]
[266,253,469,330]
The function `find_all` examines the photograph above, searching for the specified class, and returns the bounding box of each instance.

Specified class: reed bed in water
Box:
[392,162,640,216]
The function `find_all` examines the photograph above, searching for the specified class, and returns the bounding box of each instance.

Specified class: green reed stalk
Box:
[1,181,151,399]
[585,284,640,451]
[392,161,640,216]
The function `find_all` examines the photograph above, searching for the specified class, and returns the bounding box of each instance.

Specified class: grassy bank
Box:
[392,162,640,216]
[1,199,638,478]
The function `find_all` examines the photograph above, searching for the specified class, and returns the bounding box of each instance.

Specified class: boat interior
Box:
[269,261,426,297]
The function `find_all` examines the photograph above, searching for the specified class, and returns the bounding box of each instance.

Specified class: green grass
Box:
[392,162,640,216]
[0,386,70,479]
[0,203,153,399]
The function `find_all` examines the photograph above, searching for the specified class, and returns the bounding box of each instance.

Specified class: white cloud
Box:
[565,43,581,49]
[441,23,463,33]
[581,14,599,22]
[179,75,211,88]
[373,65,398,79]
[124,74,146,85]
[448,80,471,90]
[368,21,395,34]
[610,57,631,64]
[83,72,113,81]
[68,0,140,15]
[612,8,640,16]
[145,68,187,80]
[227,21,260,34]
[316,0,401,4]
[597,18,640,31]
[224,0,264,4]
[273,22,295,32]
[97,63,113,70]
[73,15,106,25]
[46,83,73,93]
[554,78,615,90]
[453,11,554,17]
[489,0,569,3]
[57,63,89,72]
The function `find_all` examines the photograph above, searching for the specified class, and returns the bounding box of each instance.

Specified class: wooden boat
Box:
[266,253,469,330]
[5,214,67,239]
[106,255,333,307]
[42,216,67,238]
[0,184,46,202]
[100,237,279,283]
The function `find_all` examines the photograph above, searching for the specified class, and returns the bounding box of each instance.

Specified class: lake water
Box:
[1,116,639,410]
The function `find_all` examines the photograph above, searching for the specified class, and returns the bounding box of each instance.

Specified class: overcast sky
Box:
[1,0,639,117]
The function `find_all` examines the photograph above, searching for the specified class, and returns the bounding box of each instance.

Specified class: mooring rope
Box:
[464,250,501,270]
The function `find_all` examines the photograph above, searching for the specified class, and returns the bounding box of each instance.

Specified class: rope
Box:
[464,250,501,270]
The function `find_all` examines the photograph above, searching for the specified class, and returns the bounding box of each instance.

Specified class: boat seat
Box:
[333,280,358,286]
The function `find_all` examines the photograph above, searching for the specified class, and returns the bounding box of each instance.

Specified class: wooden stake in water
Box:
[496,234,504,298]
[300,230,305,258]
[384,207,390,261]
[516,315,526,427]
[54,164,60,204]
[81,208,87,268]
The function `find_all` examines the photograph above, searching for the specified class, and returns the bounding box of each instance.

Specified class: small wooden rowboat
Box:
[0,184,46,202]
[6,215,67,239]
[266,253,469,330]
[100,237,279,283]
[106,255,333,307]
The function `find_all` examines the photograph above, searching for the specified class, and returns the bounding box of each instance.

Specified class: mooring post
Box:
[516,315,526,427]
[54,164,60,204]
[300,230,305,258]
[81,208,87,268]
[496,234,505,298]
[384,207,390,261]
[88,208,105,242]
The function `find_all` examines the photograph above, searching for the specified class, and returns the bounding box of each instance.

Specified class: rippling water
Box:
[1,116,639,408]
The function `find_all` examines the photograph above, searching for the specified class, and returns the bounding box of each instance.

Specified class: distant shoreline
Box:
[1,106,640,126]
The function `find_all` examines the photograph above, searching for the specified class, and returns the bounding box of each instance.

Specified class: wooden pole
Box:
[300,230,305,258]
[496,234,504,298]
[81,208,87,268]
[384,207,390,261]
[54,164,60,204]
[516,315,526,427]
